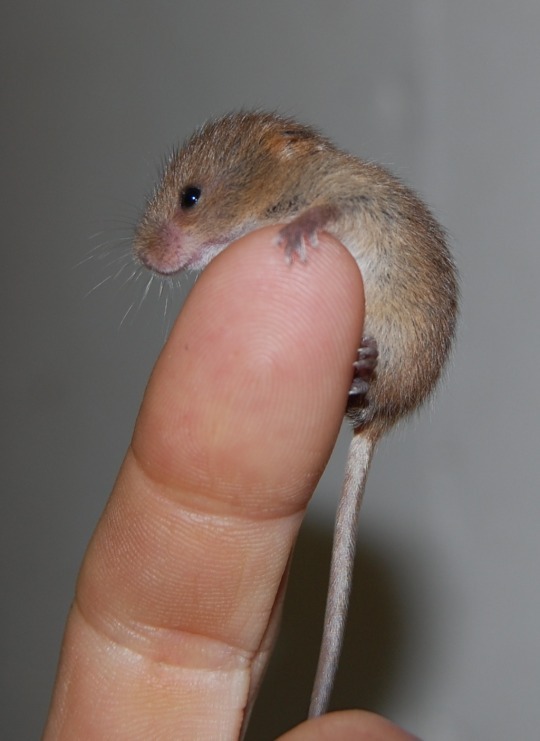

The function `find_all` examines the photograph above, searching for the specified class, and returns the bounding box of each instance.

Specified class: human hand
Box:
[44,227,417,739]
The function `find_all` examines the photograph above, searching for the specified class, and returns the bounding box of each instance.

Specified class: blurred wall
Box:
[2,2,540,738]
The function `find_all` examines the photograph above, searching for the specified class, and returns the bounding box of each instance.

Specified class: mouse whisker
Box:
[84,274,113,298]
[138,273,154,309]
[118,301,135,330]
[118,268,139,289]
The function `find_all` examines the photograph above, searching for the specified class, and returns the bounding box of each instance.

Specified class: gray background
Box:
[2,2,539,739]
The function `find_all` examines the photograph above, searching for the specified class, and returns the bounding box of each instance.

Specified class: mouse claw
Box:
[349,336,379,396]
[277,223,310,263]
[349,377,370,397]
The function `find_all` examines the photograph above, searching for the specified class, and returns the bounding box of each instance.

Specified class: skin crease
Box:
[43,229,418,740]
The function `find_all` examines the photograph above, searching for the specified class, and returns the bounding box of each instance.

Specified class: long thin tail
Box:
[308,431,375,717]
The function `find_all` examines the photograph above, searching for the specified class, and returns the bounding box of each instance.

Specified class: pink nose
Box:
[135,222,187,275]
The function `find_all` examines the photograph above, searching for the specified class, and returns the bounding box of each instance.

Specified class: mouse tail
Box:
[308,430,376,718]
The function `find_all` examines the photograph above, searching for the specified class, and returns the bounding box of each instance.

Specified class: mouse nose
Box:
[134,222,188,275]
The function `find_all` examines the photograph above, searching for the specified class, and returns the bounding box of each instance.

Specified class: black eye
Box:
[180,186,201,210]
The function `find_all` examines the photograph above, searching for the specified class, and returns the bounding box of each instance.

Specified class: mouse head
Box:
[133,111,330,274]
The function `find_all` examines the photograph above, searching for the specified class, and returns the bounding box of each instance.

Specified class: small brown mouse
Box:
[133,111,458,719]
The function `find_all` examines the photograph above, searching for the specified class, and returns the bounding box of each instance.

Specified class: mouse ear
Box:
[266,123,328,160]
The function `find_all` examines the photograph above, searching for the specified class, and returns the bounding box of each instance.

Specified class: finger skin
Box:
[277,710,421,741]
[43,226,365,740]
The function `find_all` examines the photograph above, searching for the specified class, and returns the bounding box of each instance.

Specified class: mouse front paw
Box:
[276,204,339,263]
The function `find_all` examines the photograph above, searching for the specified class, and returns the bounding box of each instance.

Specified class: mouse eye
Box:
[180,186,201,210]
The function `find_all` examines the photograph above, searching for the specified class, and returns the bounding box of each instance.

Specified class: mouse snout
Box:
[134,222,188,275]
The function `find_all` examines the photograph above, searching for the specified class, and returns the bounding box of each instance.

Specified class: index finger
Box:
[44,226,365,739]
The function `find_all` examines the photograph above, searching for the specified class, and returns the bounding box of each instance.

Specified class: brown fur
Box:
[134,111,459,720]
[134,111,458,441]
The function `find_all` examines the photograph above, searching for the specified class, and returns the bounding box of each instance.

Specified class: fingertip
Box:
[134,225,365,514]
[277,710,421,741]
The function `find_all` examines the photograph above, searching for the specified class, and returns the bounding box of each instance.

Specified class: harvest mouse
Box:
[133,111,458,719]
